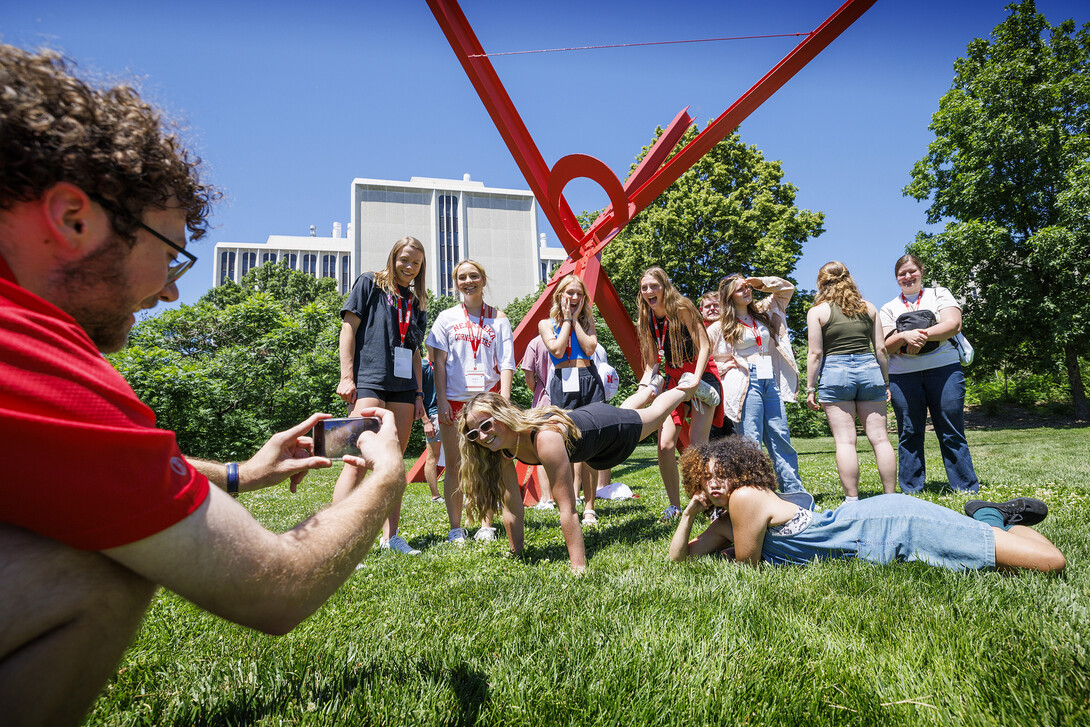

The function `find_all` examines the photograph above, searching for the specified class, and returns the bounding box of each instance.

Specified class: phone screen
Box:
[313,417,382,460]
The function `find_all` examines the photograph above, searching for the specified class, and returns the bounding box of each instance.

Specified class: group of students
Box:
[336,237,1065,577]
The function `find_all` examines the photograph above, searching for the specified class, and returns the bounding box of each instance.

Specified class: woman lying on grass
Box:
[669,437,1066,573]
[458,386,697,572]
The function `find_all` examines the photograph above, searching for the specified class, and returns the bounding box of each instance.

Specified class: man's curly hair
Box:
[679,437,778,502]
[0,45,217,241]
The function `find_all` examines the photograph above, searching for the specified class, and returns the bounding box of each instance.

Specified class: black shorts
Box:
[549,365,606,410]
[355,386,417,405]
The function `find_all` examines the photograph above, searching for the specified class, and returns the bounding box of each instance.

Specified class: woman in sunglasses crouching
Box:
[458,388,694,572]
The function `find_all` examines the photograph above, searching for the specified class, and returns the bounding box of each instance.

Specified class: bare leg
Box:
[823,401,861,497]
[0,526,157,725]
[635,387,688,438]
[537,465,553,504]
[424,440,441,499]
[688,403,714,446]
[438,420,464,531]
[657,415,683,510]
[382,401,416,541]
[859,399,897,493]
[597,468,611,490]
[577,463,596,512]
[993,525,1066,572]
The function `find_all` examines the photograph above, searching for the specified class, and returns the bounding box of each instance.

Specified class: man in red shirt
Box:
[0,45,408,725]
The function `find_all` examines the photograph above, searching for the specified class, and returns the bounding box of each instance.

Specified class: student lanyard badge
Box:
[463,304,489,392]
[741,316,773,380]
[901,290,924,311]
[651,316,668,365]
[393,292,413,379]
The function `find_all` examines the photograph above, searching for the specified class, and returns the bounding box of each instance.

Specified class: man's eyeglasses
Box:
[464,417,496,442]
[90,195,197,285]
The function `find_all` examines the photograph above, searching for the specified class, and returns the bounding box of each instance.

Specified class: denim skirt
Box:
[818,353,886,403]
[761,494,995,571]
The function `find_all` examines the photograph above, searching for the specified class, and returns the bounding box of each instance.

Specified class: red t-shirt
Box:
[0,255,209,550]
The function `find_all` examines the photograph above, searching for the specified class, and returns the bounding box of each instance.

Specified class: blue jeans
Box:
[739,369,805,493]
[889,362,979,493]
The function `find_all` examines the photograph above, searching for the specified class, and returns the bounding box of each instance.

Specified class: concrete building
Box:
[213,175,567,306]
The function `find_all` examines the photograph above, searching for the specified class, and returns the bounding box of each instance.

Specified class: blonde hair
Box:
[457,392,579,523]
[636,267,704,369]
[374,236,428,308]
[549,275,594,330]
[717,274,778,344]
[814,261,866,317]
[452,259,488,290]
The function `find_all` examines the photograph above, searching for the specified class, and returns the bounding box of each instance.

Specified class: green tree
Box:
[597,123,825,333]
[110,263,346,460]
[904,0,1090,420]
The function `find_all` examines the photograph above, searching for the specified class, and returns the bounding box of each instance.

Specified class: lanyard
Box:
[651,316,668,362]
[901,290,924,311]
[395,291,412,345]
[740,316,762,349]
[462,304,490,361]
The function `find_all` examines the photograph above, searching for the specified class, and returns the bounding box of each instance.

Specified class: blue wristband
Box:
[226,462,239,497]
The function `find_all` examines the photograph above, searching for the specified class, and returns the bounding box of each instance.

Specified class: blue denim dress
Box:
[761,494,995,571]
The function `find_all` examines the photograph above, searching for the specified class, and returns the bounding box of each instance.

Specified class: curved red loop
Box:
[547,154,632,251]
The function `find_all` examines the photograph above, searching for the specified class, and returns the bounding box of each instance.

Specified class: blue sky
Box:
[3,0,1086,313]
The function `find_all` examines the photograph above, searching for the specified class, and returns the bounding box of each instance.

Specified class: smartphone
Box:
[313,417,382,460]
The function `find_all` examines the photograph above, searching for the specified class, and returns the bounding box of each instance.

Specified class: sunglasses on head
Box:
[464,417,496,442]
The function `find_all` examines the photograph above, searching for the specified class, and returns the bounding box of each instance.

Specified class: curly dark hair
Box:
[679,437,778,502]
[0,45,217,242]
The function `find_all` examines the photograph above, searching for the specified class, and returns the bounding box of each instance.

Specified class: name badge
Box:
[755,355,774,380]
[561,366,580,393]
[465,364,486,392]
[394,346,413,379]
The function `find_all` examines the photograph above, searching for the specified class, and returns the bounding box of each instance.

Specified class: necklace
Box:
[503,432,521,461]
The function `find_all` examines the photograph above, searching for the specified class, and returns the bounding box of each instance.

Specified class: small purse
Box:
[890,310,940,354]
[950,332,974,366]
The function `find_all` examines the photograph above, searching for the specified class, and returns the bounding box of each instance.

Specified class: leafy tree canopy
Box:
[596,124,825,334]
[903,0,1090,419]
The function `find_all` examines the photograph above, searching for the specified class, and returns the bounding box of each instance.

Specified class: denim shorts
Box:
[818,353,886,403]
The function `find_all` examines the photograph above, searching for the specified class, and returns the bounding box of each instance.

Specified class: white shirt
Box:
[879,286,961,375]
[426,305,515,402]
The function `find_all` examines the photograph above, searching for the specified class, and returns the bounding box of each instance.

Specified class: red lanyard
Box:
[462,304,490,361]
[901,290,924,311]
[395,291,412,345]
[651,316,668,362]
[740,316,762,349]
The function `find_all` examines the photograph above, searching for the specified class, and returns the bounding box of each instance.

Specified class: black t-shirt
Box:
[341,272,426,392]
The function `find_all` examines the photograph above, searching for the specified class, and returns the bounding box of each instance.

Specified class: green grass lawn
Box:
[91,426,1089,726]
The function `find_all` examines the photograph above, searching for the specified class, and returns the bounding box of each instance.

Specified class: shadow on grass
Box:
[175,658,489,726]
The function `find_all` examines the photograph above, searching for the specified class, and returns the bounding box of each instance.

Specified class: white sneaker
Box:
[448,527,467,544]
[660,505,683,522]
[582,509,598,526]
[380,535,421,555]
[474,526,497,542]
[430,495,444,503]
[533,500,556,510]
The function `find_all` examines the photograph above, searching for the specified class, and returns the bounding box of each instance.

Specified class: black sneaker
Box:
[964,498,1048,527]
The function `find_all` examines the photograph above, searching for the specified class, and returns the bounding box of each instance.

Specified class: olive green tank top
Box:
[821,303,873,355]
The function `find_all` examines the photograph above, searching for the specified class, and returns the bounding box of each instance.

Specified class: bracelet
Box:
[806,387,817,394]
[416,391,424,397]
[226,462,239,497]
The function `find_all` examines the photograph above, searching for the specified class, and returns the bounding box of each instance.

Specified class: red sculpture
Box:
[413,0,877,501]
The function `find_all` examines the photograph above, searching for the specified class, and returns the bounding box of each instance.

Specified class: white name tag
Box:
[755,355,774,380]
[394,346,413,379]
[561,366,580,393]
[465,364,486,392]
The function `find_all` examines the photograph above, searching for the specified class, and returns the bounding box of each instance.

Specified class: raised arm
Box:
[538,317,569,359]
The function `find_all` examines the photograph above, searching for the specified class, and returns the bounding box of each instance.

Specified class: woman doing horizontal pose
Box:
[458,387,696,572]
[669,437,1065,574]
